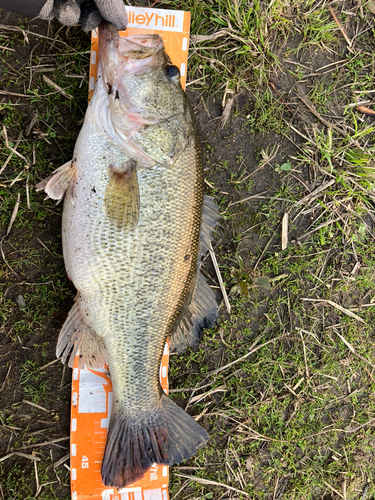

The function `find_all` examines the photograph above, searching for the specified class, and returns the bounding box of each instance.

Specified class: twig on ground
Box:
[170,480,189,500]
[7,146,27,163]
[332,329,375,370]
[194,406,210,422]
[25,110,39,136]
[188,385,226,406]
[347,100,373,109]
[361,481,370,500]
[244,144,281,182]
[169,381,213,394]
[324,480,345,499]
[0,24,80,50]
[0,453,13,464]
[298,330,309,379]
[207,334,291,376]
[175,473,250,497]
[36,238,58,257]
[253,226,279,271]
[228,190,268,207]
[210,412,285,443]
[34,452,41,497]
[26,173,30,209]
[357,105,375,116]
[217,413,375,444]
[209,242,231,314]
[301,298,365,323]
[275,477,289,499]
[0,134,22,175]
[298,217,340,241]
[42,75,73,100]
[19,436,69,450]
[335,331,356,353]
[296,85,348,139]
[53,454,70,468]
[0,452,41,463]
[28,428,53,436]
[23,400,50,413]
[281,213,288,250]
[37,357,62,372]
[9,171,25,188]
[220,95,235,128]
[2,124,8,147]
[7,193,21,236]
[317,371,338,381]
[0,239,20,279]
[0,90,29,98]
[60,365,66,388]
[294,180,335,207]
[190,30,227,43]
[328,7,353,50]
[204,179,215,190]
[0,362,12,392]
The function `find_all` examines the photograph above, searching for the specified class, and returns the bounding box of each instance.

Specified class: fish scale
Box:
[67,150,203,414]
[65,153,201,402]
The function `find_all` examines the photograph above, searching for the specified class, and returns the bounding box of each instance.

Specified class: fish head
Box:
[98,23,185,123]
[92,23,193,168]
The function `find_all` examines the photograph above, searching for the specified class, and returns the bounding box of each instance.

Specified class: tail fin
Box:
[165,396,208,463]
[101,394,208,488]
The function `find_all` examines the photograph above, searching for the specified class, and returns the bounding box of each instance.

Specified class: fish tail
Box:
[101,394,208,488]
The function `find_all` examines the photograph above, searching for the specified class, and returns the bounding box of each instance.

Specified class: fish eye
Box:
[165,65,180,79]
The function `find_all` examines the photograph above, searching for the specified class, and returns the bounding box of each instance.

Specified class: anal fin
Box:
[56,293,107,369]
[104,161,140,231]
[36,159,75,202]
[169,272,218,353]
[169,195,220,354]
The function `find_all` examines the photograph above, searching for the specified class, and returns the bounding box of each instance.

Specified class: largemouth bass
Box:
[37,22,219,488]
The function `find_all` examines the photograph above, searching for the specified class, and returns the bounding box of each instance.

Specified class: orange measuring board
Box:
[70,6,191,500]
[88,6,191,99]
[70,343,170,500]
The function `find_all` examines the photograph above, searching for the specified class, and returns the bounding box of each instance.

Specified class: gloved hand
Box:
[39,0,128,31]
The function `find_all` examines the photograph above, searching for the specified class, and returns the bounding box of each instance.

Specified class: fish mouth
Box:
[99,22,163,61]
[98,22,166,86]
[120,34,164,54]
[118,34,164,59]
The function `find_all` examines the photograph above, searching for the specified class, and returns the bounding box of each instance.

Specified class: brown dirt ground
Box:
[0,2,375,500]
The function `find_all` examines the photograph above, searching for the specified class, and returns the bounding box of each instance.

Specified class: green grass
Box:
[1,0,375,498]
[166,0,375,498]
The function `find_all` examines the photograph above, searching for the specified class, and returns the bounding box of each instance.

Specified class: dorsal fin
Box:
[169,195,220,354]
[198,195,221,256]
[169,272,218,353]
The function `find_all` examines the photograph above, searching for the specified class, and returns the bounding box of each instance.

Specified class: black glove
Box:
[39,0,128,31]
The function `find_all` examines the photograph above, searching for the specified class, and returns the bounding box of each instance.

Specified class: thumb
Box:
[94,0,128,30]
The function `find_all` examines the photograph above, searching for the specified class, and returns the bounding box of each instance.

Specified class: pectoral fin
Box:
[36,159,75,202]
[104,162,140,231]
